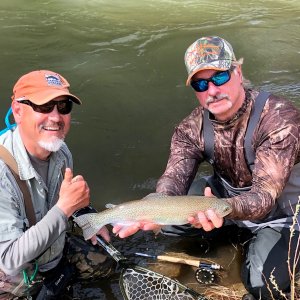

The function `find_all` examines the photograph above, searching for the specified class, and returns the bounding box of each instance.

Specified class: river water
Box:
[0,0,299,299]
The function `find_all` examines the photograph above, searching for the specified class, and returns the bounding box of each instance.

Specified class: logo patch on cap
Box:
[45,74,63,86]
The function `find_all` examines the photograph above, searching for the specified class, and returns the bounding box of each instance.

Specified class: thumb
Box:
[63,168,73,184]
[204,187,215,197]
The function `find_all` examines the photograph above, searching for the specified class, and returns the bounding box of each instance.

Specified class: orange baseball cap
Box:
[11,70,82,105]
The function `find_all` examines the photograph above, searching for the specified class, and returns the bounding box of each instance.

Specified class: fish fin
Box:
[105,203,116,209]
[143,192,167,199]
[73,213,104,240]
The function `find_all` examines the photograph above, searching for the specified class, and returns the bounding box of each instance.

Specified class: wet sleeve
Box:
[0,206,68,276]
[156,119,205,195]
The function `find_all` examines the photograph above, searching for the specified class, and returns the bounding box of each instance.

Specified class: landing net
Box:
[120,266,206,300]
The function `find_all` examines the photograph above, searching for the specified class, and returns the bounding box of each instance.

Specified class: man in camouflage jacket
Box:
[115,36,300,300]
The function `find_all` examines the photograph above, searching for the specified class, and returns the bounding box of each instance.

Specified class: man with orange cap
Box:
[0,70,113,298]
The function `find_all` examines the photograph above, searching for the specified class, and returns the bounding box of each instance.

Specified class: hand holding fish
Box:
[112,222,162,238]
[188,187,224,231]
[90,226,110,244]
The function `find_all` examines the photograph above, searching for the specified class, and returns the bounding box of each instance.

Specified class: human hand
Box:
[90,226,110,245]
[188,187,224,231]
[112,222,162,239]
[57,168,90,217]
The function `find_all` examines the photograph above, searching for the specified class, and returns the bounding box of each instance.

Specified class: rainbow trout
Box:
[74,195,232,239]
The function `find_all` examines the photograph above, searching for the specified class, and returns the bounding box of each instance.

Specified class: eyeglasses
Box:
[18,99,73,115]
[190,70,231,92]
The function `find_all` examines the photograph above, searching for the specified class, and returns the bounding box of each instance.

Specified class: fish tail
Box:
[73,213,105,240]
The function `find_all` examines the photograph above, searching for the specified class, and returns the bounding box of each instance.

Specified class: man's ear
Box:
[11,101,22,124]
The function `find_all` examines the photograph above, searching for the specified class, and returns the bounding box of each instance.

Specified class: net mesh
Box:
[120,266,206,300]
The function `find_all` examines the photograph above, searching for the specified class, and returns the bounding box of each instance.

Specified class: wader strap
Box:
[0,145,36,227]
[203,90,271,170]
[203,109,214,165]
[244,90,270,170]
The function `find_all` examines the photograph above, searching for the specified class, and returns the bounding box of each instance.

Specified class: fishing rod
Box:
[134,252,221,270]
[134,251,221,284]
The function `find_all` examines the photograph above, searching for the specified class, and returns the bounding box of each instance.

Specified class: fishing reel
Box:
[195,267,216,284]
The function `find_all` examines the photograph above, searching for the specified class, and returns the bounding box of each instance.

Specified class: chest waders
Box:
[203,91,300,229]
[203,91,271,197]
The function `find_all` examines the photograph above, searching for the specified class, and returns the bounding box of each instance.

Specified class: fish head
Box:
[216,200,232,217]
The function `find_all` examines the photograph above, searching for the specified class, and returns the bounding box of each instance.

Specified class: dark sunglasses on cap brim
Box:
[18,99,73,115]
[190,69,232,92]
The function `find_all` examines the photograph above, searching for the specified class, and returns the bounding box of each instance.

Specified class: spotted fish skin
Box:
[74,195,232,239]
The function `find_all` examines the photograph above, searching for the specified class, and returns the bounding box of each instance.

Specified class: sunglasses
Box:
[190,70,231,92]
[18,99,73,115]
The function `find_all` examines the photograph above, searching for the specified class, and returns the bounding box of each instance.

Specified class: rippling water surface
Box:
[0,0,299,203]
[0,0,299,298]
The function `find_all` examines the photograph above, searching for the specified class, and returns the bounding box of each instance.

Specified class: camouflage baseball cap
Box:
[184,36,236,85]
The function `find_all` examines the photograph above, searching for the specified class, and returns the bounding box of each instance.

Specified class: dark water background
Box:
[0,0,299,298]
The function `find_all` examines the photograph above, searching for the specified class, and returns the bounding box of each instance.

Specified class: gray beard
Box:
[38,138,64,152]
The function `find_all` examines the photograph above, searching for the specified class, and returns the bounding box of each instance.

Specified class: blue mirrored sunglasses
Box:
[18,99,73,115]
[190,70,231,92]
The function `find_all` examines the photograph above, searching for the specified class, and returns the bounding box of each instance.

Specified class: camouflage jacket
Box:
[156,89,300,224]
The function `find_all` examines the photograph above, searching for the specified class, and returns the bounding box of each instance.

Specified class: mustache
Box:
[39,121,65,129]
[206,94,230,105]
